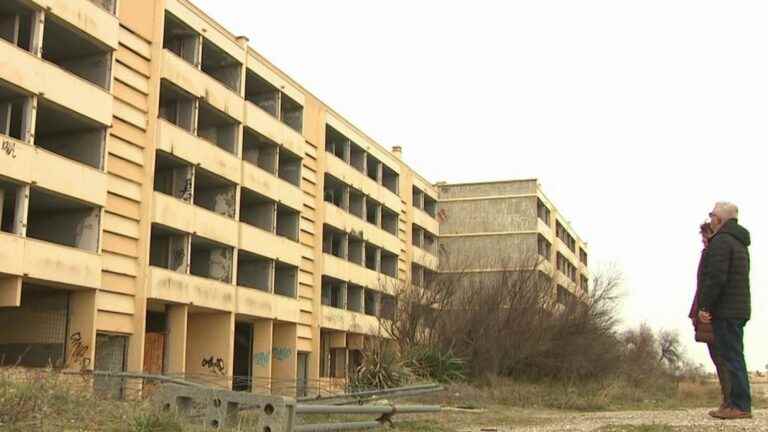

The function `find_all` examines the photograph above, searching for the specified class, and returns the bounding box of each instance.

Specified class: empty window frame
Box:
[322,225,346,259]
[423,230,437,255]
[277,147,301,186]
[163,12,199,65]
[580,249,588,266]
[197,101,238,154]
[411,225,423,248]
[423,194,437,218]
[323,175,347,210]
[237,250,272,292]
[537,234,552,261]
[411,263,424,287]
[348,189,364,219]
[346,284,364,313]
[153,151,193,202]
[349,141,366,173]
[35,98,106,169]
[239,188,275,232]
[245,70,279,117]
[0,179,24,235]
[201,39,242,92]
[0,80,32,141]
[380,294,396,320]
[381,208,398,236]
[556,221,576,252]
[382,165,398,195]
[325,125,348,162]
[276,204,299,241]
[537,199,551,225]
[347,234,364,266]
[364,243,378,271]
[193,167,236,218]
[365,198,381,226]
[412,187,424,210]
[580,274,589,293]
[280,93,303,133]
[366,154,381,183]
[88,0,116,14]
[149,224,189,273]
[26,187,100,251]
[159,80,196,132]
[41,15,111,89]
[380,250,398,278]
[274,262,297,298]
[242,128,278,174]
[0,0,36,53]
[190,235,233,282]
[321,276,345,309]
[556,253,577,283]
[364,289,378,316]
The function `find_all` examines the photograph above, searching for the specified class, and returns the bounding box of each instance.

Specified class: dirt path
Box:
[458,409,766,431]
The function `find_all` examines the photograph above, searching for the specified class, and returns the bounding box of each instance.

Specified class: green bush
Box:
[405,345,465,383]
[349,342,414,390]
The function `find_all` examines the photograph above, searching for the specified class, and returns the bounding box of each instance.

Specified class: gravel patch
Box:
[460,409,766,432]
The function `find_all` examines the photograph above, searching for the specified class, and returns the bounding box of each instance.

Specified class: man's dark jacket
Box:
[698,219,751,320]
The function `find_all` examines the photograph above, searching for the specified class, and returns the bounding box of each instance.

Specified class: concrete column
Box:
[0,276,21,307]
[13,185,28,236]
[271,322,297,396]
[186,311,234,388]
[251,319,273,394]
[165,304,188,375]
[330,332,347,379]
[66,290,97,370]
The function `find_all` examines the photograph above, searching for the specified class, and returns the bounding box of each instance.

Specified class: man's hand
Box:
[698,310,712,324]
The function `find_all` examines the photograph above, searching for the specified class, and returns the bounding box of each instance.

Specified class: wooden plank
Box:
[102,231,139,258]
[143,333,165,374]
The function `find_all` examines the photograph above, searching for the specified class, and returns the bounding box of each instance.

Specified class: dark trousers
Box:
[712,319,751,412]
[706,342,731,405]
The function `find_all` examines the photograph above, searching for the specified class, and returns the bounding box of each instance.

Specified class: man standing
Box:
[699,202,752,419]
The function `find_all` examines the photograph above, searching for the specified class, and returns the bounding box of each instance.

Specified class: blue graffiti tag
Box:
[272,347,294,361]
[253,352,270,367]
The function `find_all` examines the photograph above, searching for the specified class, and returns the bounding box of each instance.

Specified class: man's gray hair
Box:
[713,202,739,221]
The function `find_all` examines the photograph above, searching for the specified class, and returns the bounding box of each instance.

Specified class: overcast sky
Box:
[194,0,767,371]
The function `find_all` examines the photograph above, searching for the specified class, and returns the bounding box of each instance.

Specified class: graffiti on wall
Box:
[2,140,17,159]
[180,177,192,201]
[253,352,270,367]
[272,347,293,362]
[201,356,226,375]
[69,332,90,368]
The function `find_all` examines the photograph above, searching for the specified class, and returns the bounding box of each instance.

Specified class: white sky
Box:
[193,0,767,372]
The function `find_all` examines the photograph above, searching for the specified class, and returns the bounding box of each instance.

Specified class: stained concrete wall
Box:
[251,319,273,394]
[166,304,188,374]
[271,322,297,395]
[438,180,537,199]
[439,196,537,235]
[27,208,100,252]
[185,311,234,387]
[440,233,538,271]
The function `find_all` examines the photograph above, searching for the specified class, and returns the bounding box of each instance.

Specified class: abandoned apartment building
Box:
[0,0,587,396]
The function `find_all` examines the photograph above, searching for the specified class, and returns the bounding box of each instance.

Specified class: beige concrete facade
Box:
[0,0,439,394]
[437,179,590,303]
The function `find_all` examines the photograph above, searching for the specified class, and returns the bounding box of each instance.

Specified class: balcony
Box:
[320,306,380,335]
[161,50,244,123]
[27,0,119,49]
[236,286,300,323]
[323,205,400,254]
[325,156,400,212]
[148,266,235,312]
[0,41,112,126]
[157,119,241,185]
[241,161,302,211]
[322,254,397,294]
[0,232,101,289]
[238,223,301,267]
[412,207,439,236]
[152,191,238,247]
[243,101,305,158]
